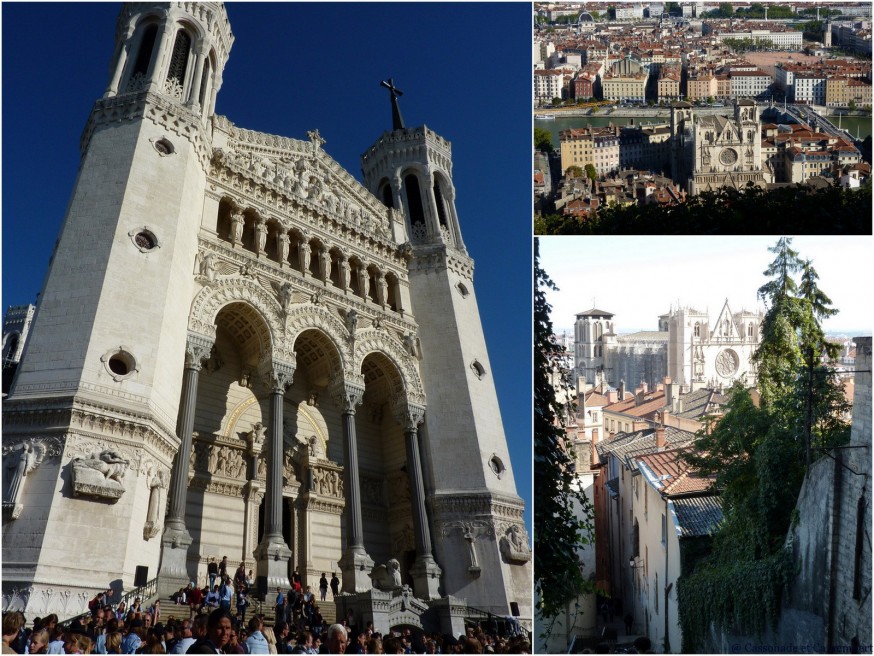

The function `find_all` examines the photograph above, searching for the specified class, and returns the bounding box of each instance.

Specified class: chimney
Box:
[592,428,600,444]
[619,380,626,400]
[656,425,666,449]
[607,389,618,403]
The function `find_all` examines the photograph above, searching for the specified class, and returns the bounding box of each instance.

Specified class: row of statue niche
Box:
[218,149,385,236]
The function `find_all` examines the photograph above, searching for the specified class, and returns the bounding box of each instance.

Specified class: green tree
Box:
[535,127,554,154]
[551,97,562,106]
[534,239,596,625]
[678,238,850,650]
[848,99,857,112]
[718,2,734,17]
[584,164,597,181]
[707,96,715,104]
[565,165,584,179]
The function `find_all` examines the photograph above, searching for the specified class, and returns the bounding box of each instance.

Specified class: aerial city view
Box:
[535,235,872,653]
[533,1,873,233]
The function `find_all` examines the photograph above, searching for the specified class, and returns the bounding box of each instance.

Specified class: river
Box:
[536,113,872,145]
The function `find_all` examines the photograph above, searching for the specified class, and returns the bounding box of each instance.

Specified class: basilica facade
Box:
[575,300,762,392]
[1,2,531,632]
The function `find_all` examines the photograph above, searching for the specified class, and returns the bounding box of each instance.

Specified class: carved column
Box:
[254,360,295,591]
[147,15,173,94]
[242,481,263,573]
[277,232,290,268]
[230,210,245,248]
[394,401,442,600]
[375,273,388,309]
[331,377,374,592]
[357,266,370,302]
[187,47,207,109]
[158,332,213,597]
[426,172,442,237]
[338,259,350,293]
[299,240,311,276]
[392,173,406,217]
[107,27,134,97]
[255,216,268,257]
[318,248,331,284]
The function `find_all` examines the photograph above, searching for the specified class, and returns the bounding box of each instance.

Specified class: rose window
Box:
[715,349,739,377]
[719,148,738,166]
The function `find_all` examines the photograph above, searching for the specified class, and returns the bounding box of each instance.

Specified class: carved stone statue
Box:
[277,232,290,265]
[3,442,46,519]
[345,309,357,336]
[403,332,421,359]
[197,250,217,282]
[71,449,129,500]
[271,281,293,313]
[499,524,532,564]
[143,469,166,540]
[369,558,403,592]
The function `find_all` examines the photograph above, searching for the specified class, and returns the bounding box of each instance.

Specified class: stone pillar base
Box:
[338,548,375,593]
[158,525,193,598]
[254,536,292,592]
[410,555,442,601]
[430,596,469,638]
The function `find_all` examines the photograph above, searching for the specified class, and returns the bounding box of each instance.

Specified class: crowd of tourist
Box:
[1,562,530,655]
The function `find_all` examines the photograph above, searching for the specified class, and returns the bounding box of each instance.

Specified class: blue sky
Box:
[1,4,533,534]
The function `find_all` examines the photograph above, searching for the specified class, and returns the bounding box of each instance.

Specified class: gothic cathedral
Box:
[1,3,531,633]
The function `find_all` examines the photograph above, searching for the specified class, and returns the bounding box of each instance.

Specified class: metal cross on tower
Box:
[380,78,405,131]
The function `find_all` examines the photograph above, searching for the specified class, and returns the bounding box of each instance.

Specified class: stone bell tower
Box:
[1,2,234,616]
[361,84,533,622]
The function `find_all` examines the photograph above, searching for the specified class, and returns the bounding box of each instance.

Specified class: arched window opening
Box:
[747,323,754,337]
[404,174,426,239]
[367,269,379,304]
[166,30,192,96]
[329,250,342,288]
[215,200,233,243]
[349,260,363,297]
[434,179,449,227]
[308,242,321,278]
[386,273,400,312]
[3,333,20,364]
[694,322,701,338]
[378,179,394,209]
[288,233,302,272]
[128,23,158,90]
[241,214,256,254]
[264,222,279,262]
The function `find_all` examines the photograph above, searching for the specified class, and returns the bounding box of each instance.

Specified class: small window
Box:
[456,282,470,298]
[488,455,505,479]
[130,228,159,252]
[101,348,138,382]
[471,360,486,379]
[153,138,175,156]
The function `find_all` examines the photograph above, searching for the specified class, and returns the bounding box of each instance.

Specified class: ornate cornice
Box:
[81,91,212,167]
[407,243,475,281]
[188,475,245,498]
[429,492,526,523]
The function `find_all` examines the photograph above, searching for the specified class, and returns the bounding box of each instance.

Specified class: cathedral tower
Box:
[574,308,615,386]
[361,101,532,621]
[2,3,233,614]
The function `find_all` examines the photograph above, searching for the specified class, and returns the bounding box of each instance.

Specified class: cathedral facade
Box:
[671,99,768,194]
[1,2,531,632]
[575,300,762,392]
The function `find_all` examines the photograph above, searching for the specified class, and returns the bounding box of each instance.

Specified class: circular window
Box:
[129,228,159,253]
[153,138,175,156]
[101,348,138,381]
[456,282,470,298]
[715,349,739,377]
[719,148,738,166]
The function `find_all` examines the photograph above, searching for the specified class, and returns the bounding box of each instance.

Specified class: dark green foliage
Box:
[584,164,597,181]
[534,127,554,154]
[533,182,872,235]
[534,240,596,623]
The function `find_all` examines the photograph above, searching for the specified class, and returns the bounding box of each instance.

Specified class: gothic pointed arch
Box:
[353,330,426,406]
[188,277,288,360]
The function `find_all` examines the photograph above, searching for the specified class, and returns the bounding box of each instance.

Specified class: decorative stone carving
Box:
[345,309,358,338]
[143,469,167,540]
[247,423,267,457]
[403,332,421,360]
[442,520,493,577]
[195,249,218,283]
[361,476,385,507]
[71,449,130,500]
[271,281,294,313]
[312,466,343,498]
[185,333,214,369]
[203,345,224,374]
[3,441,48,519]
[391,400,425,433]
[498,524,531,564]
[369,558,403,592]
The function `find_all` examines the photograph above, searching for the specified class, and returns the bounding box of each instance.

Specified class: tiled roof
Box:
[670,496,723,538]
[674,388,729,419]
[595,426,696,462]
[576,308,614,318]
[616,330,668,342]
[636,447,716,496]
